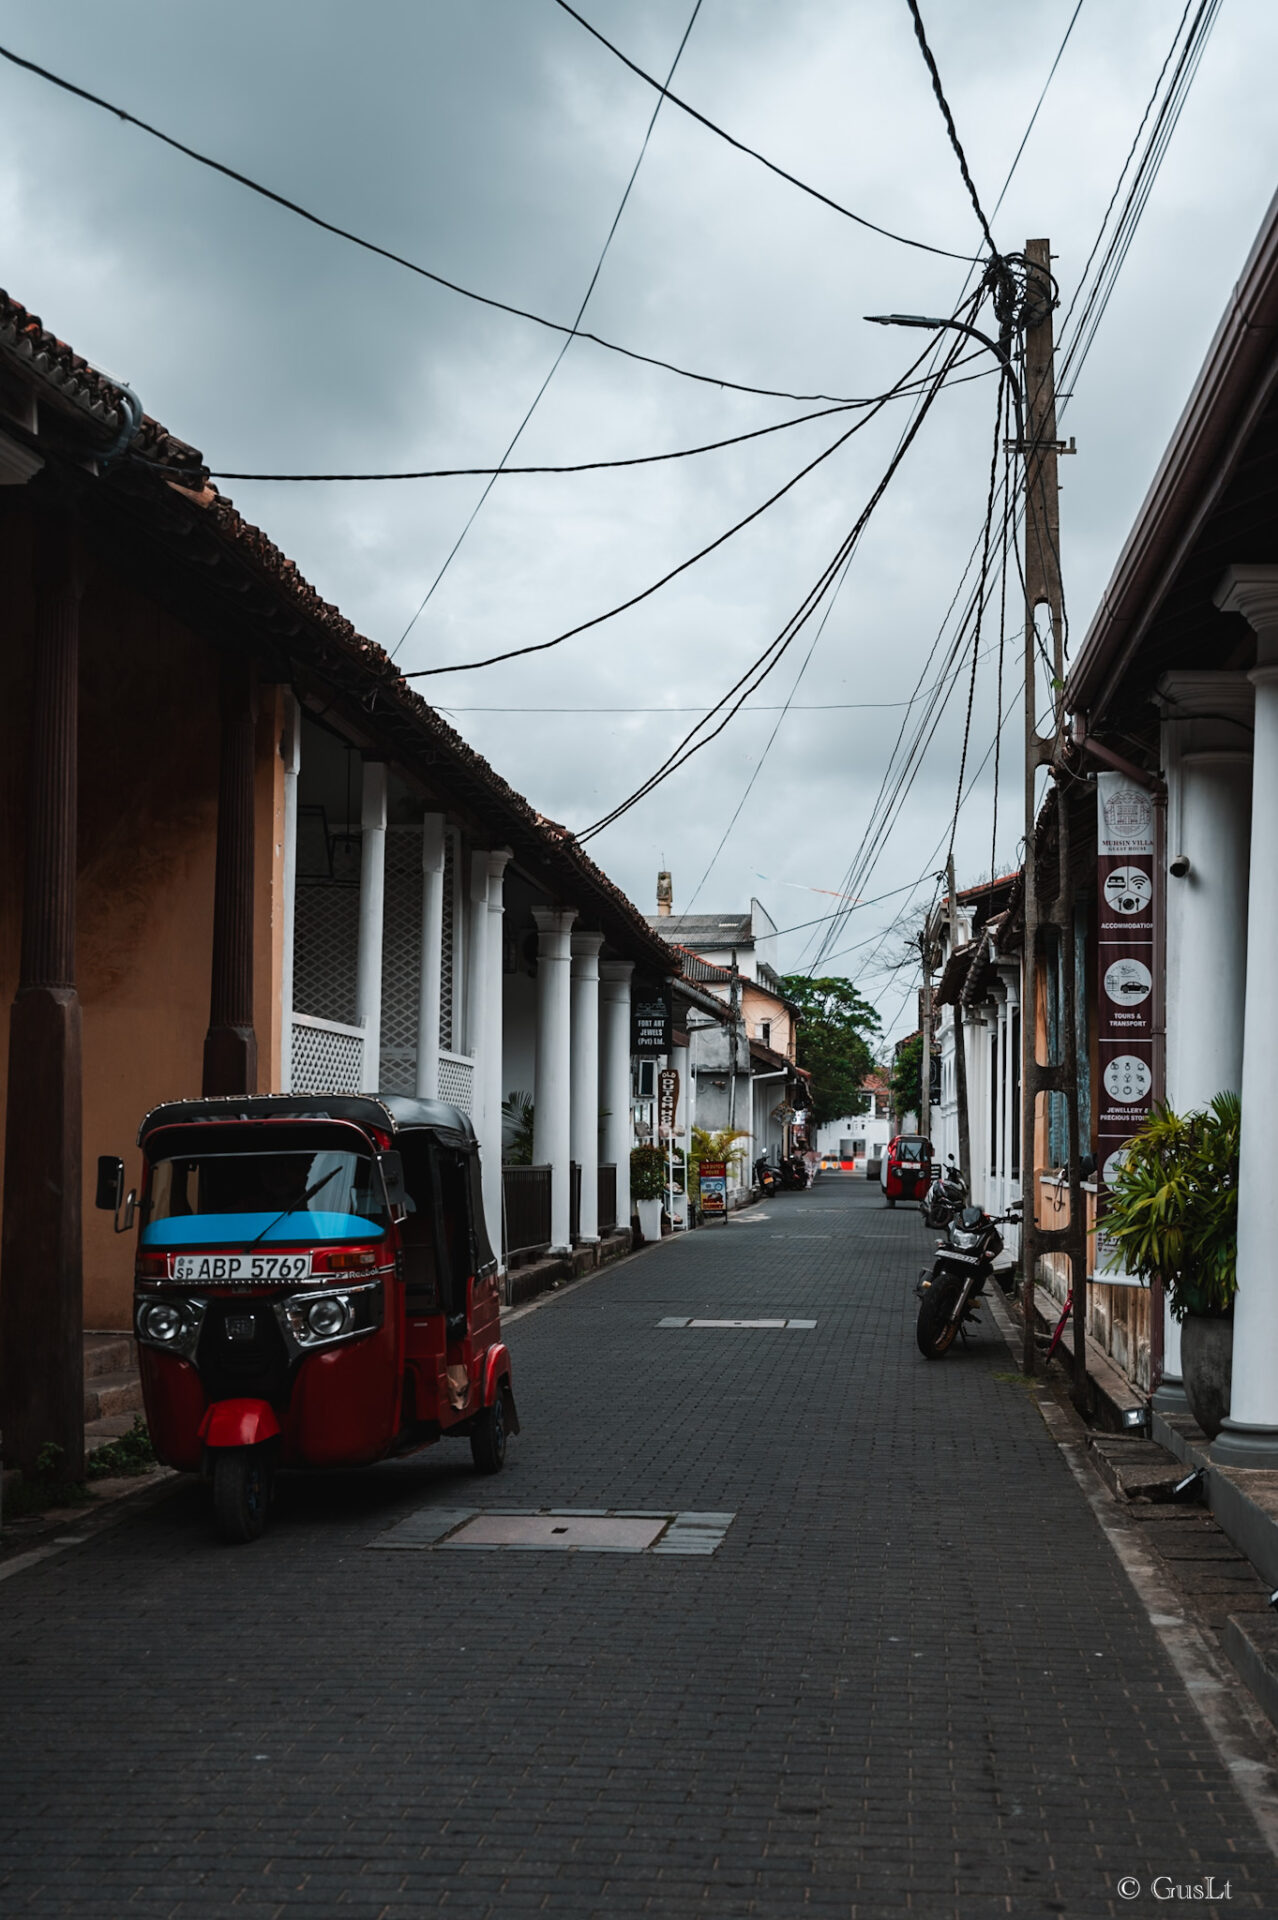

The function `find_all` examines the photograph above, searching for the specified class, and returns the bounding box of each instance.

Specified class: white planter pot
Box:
[636,1198,663,1244]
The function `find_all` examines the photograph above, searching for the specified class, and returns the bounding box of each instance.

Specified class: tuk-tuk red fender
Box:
[482,1344,512,1406]
[198,1399,282,1448]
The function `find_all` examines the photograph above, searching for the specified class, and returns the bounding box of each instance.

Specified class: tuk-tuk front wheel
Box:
[211,1445,274,1543]
[471,1390,507,1475]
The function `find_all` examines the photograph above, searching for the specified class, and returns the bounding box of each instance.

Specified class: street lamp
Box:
[865,312,1023,445]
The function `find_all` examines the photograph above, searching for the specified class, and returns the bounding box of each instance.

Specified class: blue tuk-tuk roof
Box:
[138,1092,476,1151]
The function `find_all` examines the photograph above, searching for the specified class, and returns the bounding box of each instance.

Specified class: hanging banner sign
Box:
[658,1068,680,1138]
[698,1161,728,1219]
[1095,772,1158,1284]
[633,985,672,1056]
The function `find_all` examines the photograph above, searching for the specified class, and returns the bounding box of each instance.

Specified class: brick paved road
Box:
[2,1180,1273,1917]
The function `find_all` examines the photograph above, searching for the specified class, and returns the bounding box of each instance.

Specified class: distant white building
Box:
[814,1072,893,1172]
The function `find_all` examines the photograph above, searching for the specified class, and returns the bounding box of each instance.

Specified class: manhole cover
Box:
[658,1317,816,1330]
[446,1513,666,1551]
[371,1508,735,1554]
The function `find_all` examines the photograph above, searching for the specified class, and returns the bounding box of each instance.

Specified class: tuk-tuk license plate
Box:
[169,1253,313,1283]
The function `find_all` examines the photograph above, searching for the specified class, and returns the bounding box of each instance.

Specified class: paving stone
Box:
[0,1180,1274,1914]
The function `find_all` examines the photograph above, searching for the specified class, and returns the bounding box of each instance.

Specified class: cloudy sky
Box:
[4,0,1276,1043]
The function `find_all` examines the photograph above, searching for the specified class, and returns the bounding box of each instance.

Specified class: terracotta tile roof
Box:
[672,946,734,985]
[0,289,672,973]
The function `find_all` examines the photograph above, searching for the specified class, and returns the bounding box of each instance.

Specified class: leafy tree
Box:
[779,975,881,1126]
[890,1034,924,1124]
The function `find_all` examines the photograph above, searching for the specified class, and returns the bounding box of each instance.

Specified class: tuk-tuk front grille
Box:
[196,1296,294,1407]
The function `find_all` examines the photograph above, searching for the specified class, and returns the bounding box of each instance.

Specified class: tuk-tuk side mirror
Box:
[96,1155,125,1213]
[95,1155,136,1233]
[380,1151,408,1222]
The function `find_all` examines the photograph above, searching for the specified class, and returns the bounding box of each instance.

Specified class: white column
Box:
[466,848,489,1119]
[355,761,387,1094]
[1211,571,1278,1465]
[481,850,511,1261]
[1156,670,1253,1408]
[416,813,445,1101]
[533,907,577,1253]
[570,932,604,1243]
[599,960,634,1235]
[278,694,301,1093]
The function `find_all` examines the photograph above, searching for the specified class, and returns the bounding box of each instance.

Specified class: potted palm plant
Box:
[1101,1092,1240,1438]
[631,1145,667,1244]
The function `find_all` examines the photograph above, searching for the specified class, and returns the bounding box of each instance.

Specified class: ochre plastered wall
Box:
[1,510,285,1330]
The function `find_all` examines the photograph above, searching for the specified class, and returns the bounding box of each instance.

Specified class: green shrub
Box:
[630,1144,667,1202]
[1102,1092,1240,1319]
[85,1417,155,1481]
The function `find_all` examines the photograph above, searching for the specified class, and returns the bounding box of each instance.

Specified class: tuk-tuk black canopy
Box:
[137,1093,477,1153]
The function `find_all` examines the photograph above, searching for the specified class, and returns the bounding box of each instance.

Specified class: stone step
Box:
[1088,1433,1190,1503]
[1222,1613,1278,1728]
[85,1413,141,1456]
[84,1333,137,1380]
[83,1370,144,1423]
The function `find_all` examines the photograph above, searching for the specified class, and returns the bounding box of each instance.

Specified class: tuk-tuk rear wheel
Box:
[470,1391,507,1475]
[211,1445,273,1543]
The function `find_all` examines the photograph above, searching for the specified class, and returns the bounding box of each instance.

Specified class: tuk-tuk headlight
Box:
[135,1294,205,1358]
[278,1277,382,1350]
[307,1296,350,1339]
[142,1301,183,1343]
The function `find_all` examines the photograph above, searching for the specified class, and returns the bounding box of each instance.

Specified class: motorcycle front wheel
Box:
[916,1278,963,1358]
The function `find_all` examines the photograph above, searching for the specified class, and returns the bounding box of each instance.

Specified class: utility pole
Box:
[946,854,972,1184]
[1018,238,1088,1398]
[918,925,932,1140]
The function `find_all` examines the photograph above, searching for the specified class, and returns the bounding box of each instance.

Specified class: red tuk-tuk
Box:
[97,1093,518,1543]
[879,1134,933,1208]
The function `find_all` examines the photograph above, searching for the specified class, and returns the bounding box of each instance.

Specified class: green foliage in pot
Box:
[677,1126,749,1206]
[1102,1092,1240,1319]
[501,1091,535,1166]
[630,1144,667,1202]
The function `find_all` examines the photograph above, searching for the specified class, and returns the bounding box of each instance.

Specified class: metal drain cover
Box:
[371,1508,735,1555]
[658,1317,817,1330]
[447,1513,666,1551]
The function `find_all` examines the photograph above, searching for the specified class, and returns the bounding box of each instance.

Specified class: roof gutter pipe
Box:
[1069,712,1162,793]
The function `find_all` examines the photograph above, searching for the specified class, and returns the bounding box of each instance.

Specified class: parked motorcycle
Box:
[755,1156,782,1196]
[778,1154,810,1191]
[915,1201,1021,1359]
[920,1154,967,1229]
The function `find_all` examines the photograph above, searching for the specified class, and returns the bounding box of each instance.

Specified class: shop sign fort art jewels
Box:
[1094,771,1160,1283]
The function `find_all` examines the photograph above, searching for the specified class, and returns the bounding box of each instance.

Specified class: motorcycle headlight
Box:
[949,1227,983,1251]
[307,1295,350,1339]
[141,1301,183,1343]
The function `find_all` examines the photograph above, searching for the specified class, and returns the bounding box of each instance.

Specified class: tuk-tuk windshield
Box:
[141,1145,390,1248]
[895,1139,930,1164]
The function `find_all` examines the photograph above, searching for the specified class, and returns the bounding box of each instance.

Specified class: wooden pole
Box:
[202,653,258,1096]
[0,511,85,1478]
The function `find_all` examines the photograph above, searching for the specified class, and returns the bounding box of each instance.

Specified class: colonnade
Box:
[1146,571,1278,1463]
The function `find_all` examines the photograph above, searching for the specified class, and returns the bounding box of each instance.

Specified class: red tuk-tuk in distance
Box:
[98,1093,518,1543]
[880,1134,933,1209]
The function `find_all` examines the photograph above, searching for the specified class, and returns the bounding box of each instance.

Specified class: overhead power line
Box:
[575,316,975,843]
[404,327,950,680]
[0,38,858,407]
[390,0,704,659]
[146,353,996,483]
[902,0,999,255]
[553,0,979,263]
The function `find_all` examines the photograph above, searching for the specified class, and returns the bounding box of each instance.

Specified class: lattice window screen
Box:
[438,1054,474,1112]
[440,831,457,1051]
[294,879,359,1025]
[381,826,424,1095]
[292,1022,363,1094]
